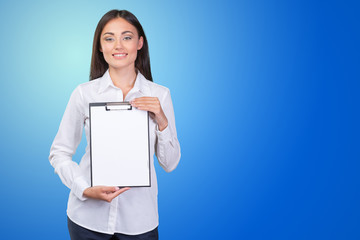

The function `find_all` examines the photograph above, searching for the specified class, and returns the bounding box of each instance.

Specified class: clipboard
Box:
[89,102,151,187]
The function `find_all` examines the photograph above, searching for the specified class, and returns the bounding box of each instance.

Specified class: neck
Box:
[109,65,137,89]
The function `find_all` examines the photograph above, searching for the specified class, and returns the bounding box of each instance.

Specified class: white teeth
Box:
[114,54,126,57]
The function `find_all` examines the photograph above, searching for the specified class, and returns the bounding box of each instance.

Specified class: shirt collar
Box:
[97,69,151,96]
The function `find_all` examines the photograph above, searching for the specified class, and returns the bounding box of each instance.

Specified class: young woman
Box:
[49,10,181,240]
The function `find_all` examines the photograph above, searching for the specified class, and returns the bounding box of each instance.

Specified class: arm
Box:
[49,86,89,201]
[131,89,181,172]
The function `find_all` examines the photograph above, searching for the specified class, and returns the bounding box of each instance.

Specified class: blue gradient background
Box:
[0,0,359,239]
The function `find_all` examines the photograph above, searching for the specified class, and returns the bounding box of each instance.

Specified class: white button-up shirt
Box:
[49,70,181,235]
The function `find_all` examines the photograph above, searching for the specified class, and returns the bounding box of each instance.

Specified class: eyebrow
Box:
[102,31,134,36]
[122,31,134,35]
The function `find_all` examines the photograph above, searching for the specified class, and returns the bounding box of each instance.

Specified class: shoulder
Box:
[78,77,101,90]
[139,74,170,98]
[148,81,170,94]
[72,77,102,97]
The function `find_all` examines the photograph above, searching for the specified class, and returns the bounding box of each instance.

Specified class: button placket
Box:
[117,90,124,102]
[107,198,118,233]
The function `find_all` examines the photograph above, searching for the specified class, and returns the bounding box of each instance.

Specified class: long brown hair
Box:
[90,10,153,81]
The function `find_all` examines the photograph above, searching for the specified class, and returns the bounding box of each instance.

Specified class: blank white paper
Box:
[90,103,150,187]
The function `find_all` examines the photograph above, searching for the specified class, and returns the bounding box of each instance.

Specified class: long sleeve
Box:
[49,86,89,201]
[155,89,181,172]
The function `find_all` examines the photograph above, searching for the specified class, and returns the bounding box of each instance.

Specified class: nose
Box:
[115,38,123,49]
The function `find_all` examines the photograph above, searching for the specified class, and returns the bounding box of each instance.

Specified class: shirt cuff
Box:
[71,176,90,201]
[156,125,172,142]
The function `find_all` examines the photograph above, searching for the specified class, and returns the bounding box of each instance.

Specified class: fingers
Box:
[106,187,131,202]
[131,97,161,114]
[131,97,158,102]
[130,98,155,106]
[101,186,120,193]
[84,186,131,203]
[130,97,168,130]
[131,97,159,107]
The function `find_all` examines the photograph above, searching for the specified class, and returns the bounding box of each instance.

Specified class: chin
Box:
[109,63,133,70]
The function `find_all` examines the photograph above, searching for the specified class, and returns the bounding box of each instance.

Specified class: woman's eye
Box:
[123,36,132,40]
[105,37,114,41]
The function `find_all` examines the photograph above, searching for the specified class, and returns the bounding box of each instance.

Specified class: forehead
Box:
[102,18,138,35]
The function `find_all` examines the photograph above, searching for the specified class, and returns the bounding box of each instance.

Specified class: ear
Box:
[99,45,103,52]
[137,36,144,50]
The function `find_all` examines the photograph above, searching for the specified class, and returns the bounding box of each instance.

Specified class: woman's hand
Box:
[83,186,130,202]
[131,97,168,131]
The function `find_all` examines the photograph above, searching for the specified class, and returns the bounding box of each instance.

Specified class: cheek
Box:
[102,46,114,61]
[127,41,140,52]
[101,47,114,64]
[102,45,113,54]
[129,43,140,57]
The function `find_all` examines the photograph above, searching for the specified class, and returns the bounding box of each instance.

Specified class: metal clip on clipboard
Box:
[105,102,132,111]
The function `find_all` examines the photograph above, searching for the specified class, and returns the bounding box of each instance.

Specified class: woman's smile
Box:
[112,53,128,59]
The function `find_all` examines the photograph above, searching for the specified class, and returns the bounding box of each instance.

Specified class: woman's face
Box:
[100,17,143,71]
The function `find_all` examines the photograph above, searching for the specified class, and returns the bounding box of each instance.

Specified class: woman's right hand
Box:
[83,186,130,202]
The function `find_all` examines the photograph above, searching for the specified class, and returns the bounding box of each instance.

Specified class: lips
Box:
[112,53,128,58]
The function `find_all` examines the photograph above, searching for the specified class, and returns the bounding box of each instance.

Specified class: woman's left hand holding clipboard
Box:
[130,97,168,131]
